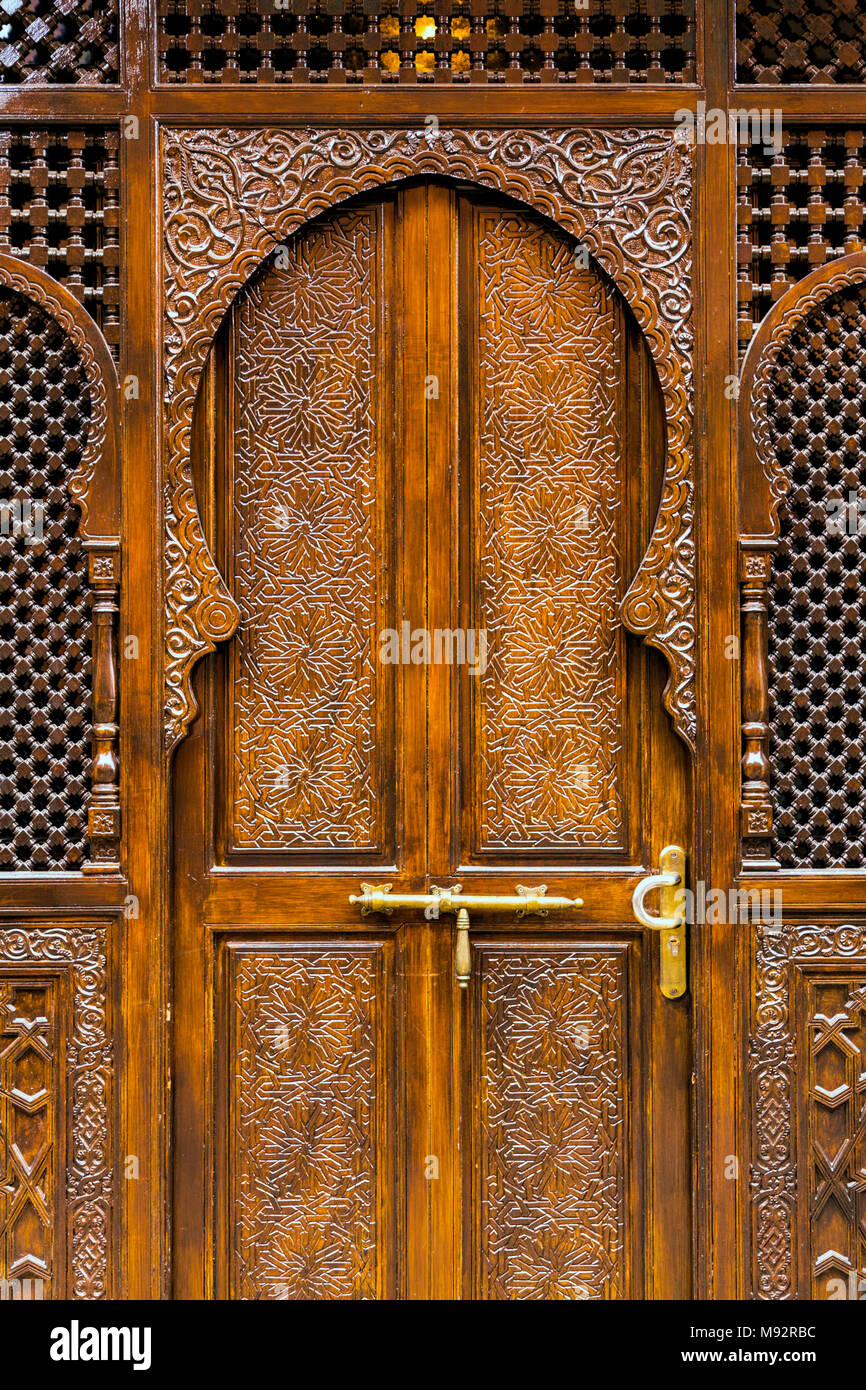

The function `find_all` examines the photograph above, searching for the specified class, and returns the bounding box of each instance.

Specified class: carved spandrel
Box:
[162,125,694,754]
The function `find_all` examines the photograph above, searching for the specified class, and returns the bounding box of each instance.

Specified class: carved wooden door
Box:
[172,179,693,1300]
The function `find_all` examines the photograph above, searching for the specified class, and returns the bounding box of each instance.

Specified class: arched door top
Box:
[162,126,694,752]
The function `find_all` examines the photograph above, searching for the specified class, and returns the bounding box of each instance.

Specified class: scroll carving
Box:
[750,922,866,1300]
[161,125,695,752]
[0,924,113,1299]
[0,255,121,872]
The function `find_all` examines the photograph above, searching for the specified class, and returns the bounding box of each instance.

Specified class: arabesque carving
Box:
[162,125,694,751]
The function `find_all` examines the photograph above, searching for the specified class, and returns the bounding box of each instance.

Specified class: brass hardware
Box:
[631,845,687,1000]
[349,882,582,986]
[455,907,471,989]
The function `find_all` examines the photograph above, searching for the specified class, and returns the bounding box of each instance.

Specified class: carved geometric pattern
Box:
[0,1,119,84]
[736,0,866,85]
[158,1,696,86]
[0,128,121,356]
[473,208,624,848]
[0,925,112,1300]
[229,948,380,1300]
[751,922,866,1300]
[765,282,866,867]
[737,129,866,354]
[230,209,381,850]
[0,977,59,1295]
[162,125,694,753]
[477,946,626,1300]
[805,976,866,1298]
[0,286,92,871]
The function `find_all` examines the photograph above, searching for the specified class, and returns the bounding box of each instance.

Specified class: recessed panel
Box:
[228,206,393,855]
[470,941,631,1299]
[467,208,627,853]
[223,941,394,1300]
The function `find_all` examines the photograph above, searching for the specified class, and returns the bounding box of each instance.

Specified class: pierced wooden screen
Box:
[736,0,866,86]
[737,129,866,355]
[0,1,119,85]
[765,281,866,868]
[0,128,121,357]
[0,285,92,872]
[157,0,696,85]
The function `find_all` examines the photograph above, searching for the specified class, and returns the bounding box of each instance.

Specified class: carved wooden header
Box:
[161,125,694,753]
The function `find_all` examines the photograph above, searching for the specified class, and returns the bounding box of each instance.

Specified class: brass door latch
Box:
[631,844,687,1000]
[349,883,582,987]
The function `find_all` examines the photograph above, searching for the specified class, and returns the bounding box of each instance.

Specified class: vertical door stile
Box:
[424,183,461,1298]
[398,183,437,1299]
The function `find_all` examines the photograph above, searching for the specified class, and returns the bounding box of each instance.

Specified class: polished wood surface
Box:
[172,182,690,1298]
[0,1,862,1301]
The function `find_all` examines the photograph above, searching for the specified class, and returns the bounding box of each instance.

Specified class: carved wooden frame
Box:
[749,920,866,1301]
[0,922,113,1299]
[737,252,866,869]
[160,124,695,753]
[0,255,122,874]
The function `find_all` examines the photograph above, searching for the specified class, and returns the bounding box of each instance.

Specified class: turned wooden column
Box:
[739,543,778,869]
[83,541,121,873]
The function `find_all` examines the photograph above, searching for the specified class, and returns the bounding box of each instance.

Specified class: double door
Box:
[172,180,692,1299]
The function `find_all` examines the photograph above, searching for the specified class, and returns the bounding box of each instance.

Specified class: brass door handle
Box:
[631,845,687,1000]
[349,882,582,987]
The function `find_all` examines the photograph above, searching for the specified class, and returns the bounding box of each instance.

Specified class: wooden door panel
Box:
[465,936,640,1301]
[462,205,628,857]
[750,922,866,1300]
[222,202,398,862]
[217,938,397,1300]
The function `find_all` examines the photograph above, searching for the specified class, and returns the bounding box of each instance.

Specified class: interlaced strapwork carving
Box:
[806,975,866,1297]
[765,282,866,868]
[737,129,866,354]
[0,977,59,1294]
[736,0,866,85]
[0,925,112,1299]
[0,1,119,85]
[0,287,92,872]
[0,128,121,356]
[751,923,866,1300]
[157,0,695,85]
